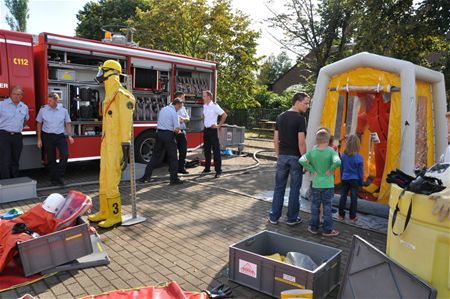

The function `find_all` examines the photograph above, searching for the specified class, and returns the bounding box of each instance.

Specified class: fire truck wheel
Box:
[134,130,164,164]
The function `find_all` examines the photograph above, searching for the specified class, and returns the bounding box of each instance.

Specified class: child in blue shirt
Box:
[338,135,364,221]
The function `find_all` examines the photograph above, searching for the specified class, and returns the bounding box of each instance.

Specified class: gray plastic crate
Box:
[17,217,93,276]
[338,235,436,299]
[0,177,37,204]
[229,230,341,299]
[218,124,245,150]
[41,232,110,274]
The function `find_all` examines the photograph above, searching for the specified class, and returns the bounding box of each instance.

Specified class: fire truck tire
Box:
[134,130,164,164]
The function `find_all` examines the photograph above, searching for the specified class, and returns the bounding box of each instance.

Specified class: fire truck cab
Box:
[0,29,217,169]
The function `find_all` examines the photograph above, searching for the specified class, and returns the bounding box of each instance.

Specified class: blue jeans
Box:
[310,187,334,233]
[269,155,303,222]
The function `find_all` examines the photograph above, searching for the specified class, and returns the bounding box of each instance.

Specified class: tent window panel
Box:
[345,96,356,136]
[415,96,428,168]
[334,95,345,140]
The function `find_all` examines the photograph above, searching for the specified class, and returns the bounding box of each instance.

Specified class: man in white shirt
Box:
[202,90,227,178]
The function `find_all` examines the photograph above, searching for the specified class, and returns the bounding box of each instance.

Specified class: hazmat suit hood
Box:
[95,67,119,84]
[96,70,133,103]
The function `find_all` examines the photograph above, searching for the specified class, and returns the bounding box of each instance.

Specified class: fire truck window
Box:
[134,68,157,89]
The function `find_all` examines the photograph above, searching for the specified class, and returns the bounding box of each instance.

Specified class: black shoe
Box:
[200,169,211,176]
[138,176,151,183]
[169,179,183,185]
[267,217,278,225]
[178,169,189,174]
[286,217,303,226]
[57,178,65,186]
[215,172,222,178]
[51,179,59,186]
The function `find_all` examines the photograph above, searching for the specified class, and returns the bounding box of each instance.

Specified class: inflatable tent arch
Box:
[302,52,447,203]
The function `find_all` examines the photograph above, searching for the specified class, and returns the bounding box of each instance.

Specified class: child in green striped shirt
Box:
[299,128,341,236]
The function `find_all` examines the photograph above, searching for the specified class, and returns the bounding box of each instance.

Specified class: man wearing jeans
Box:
[268,92,310,225]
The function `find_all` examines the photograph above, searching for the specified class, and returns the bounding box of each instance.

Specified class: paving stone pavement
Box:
[1,157,387,299]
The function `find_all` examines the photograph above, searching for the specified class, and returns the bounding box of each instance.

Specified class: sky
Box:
[0,0,295,61]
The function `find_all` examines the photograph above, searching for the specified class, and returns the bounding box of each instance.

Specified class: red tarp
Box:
[81,282,209,299]
[0,258,53,292]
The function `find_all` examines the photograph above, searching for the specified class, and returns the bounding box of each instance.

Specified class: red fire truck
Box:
[0,29,217,169]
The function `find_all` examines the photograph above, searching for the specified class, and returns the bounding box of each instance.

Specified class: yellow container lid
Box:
[280,289,313,299]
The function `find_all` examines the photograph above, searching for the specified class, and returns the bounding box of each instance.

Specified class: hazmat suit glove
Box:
[121,144,130,171]
[429,188,450,222]
[204,284,233,299]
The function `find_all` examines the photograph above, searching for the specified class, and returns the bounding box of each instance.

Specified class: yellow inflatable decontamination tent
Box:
[302,52,447,204]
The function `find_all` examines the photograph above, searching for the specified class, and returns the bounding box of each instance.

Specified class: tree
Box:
[416,0,450,106]
[416,0,450,36]
[129,0,261,110]
[257,51,292,86]
[352,0,426,63]
[267,0,449,103]
[266,0,354,76]
[5,0,29,32]
[351,0,449,104]
[76,0,151,41]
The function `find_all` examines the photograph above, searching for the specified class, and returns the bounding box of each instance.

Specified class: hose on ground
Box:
[37,150,273,193]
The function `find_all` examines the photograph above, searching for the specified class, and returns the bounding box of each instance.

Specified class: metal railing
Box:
[227,108,285,129]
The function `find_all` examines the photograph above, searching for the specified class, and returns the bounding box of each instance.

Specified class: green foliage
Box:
[257,51,292,85]
[5,0,29,32]
[129,0,261,110]
[416,0,449,36]
[416,0,450,107]
[75,0,150,41]
[254,86,293,109]
[267,0,353,76]
[352,0,424,63]
[268,0,449,105]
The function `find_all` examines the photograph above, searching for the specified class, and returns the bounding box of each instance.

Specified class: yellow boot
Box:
[88,194,108,223]
[98,196,122,228]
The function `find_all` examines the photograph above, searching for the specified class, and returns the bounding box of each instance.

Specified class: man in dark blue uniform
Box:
[36,93,74,185]
[139,98,183,185]
[0,86,29,179]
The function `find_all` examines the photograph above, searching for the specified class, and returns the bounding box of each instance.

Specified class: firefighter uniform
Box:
[203,101,225,176]
[140,103,181,184]
[88,60,135,228]
[36,104,71,185]
[0,91,29,179]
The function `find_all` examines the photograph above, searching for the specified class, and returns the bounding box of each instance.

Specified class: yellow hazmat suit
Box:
[88,60,135,228]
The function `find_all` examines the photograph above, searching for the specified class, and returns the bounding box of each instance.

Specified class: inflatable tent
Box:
[303,52,447,203]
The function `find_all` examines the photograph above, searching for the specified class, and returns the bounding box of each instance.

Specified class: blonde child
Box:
[300,129,341,236]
